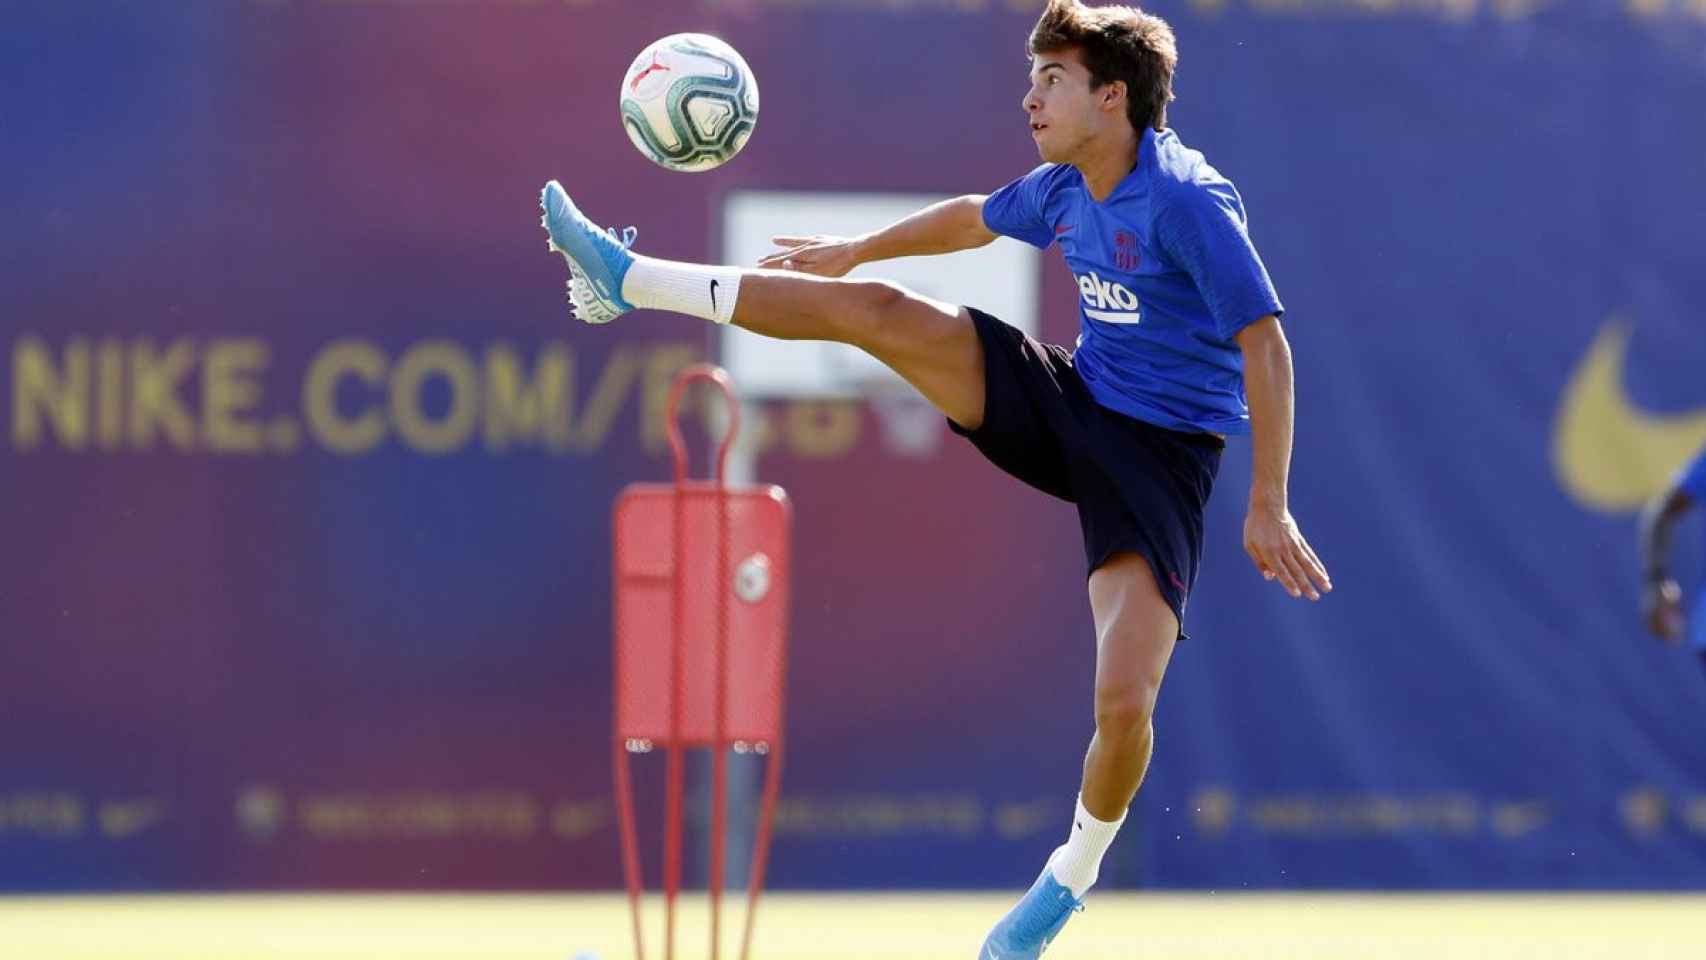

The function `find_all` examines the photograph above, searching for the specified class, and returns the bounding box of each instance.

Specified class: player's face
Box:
[1022,49,1104,163]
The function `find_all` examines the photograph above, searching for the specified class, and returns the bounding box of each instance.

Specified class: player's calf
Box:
[718,274,905,346]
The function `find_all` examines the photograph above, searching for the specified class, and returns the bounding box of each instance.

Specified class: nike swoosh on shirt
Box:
[1553,318,1706,511]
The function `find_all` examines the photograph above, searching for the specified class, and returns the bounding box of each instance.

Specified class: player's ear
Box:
[1100,80,1126,112]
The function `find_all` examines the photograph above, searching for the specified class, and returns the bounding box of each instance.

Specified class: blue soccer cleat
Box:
[539,180,638,325]
[978,862,1084,959]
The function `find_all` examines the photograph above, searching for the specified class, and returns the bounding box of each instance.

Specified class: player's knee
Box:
[857,278,909,312]
[1094,678,1159,742]
[836,279,909,345]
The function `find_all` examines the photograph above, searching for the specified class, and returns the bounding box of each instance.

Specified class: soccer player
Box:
[1639,444,1706,678]
[543,1,1330,955]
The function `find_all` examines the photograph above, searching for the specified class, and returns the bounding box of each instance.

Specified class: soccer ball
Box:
[619,33,759,173]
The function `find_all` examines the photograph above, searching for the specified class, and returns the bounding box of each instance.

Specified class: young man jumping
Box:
[543,2,1331,955]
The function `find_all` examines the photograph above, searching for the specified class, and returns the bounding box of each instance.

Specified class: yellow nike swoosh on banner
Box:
[1553,318,1706,512]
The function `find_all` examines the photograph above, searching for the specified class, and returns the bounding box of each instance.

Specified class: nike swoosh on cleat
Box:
[711,278,720,314]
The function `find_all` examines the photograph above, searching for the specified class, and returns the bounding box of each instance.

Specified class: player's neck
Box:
[1072,129,1140,203]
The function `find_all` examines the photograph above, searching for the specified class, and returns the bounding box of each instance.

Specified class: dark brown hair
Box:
[1029,0,1177,132]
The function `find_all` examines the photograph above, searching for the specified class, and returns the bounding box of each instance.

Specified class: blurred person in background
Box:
[1639,443,1706,678]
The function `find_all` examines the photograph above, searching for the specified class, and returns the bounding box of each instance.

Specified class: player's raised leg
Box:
[541,179,989,428]
[980,552,1177,959]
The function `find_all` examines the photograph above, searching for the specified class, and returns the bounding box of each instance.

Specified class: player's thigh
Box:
[851,283,986,431]
[1087,551,1179,723]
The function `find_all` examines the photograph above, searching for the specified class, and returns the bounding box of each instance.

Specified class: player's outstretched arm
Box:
[1638,483,1693,642]
[1237,316,1332,601]
[757,195,996,278]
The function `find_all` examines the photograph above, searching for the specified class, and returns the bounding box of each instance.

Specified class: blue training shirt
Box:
[982,126,1283,436]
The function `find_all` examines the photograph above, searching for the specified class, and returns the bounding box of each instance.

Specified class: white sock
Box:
[620,256,744,325]
[1047,794,1125,899]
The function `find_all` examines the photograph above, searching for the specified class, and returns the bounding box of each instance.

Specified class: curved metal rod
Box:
[665,364,740,488]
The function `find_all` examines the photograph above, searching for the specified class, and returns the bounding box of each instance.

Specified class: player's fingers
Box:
[1256,540,1299,595]
[1298,535,1329,582]
[1246,540,1272,579]
[769,235,815,246]
[760,253,816,272]
[1295,536,1332,594]
[1272,545,1308,599]
[1282,544,1321,600]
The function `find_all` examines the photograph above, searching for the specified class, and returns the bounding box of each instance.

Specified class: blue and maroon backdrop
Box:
[4,0,1706,891]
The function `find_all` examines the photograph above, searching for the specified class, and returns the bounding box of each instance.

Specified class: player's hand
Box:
[1642,578,1684,644]
[1244,504,1331,601]
[758,234,863,278]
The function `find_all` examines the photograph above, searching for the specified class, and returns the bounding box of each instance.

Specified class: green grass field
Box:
[4,892,1705,959]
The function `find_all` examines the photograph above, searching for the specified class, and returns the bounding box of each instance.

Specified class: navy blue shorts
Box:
[948,307,1223,631]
